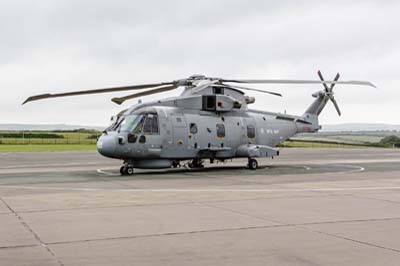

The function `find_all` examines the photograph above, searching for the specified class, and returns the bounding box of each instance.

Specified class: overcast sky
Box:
[1,0,399,127]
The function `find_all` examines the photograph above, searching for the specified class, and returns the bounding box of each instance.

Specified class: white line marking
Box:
[0,162,103,169]
[329,165,365,175]
[97,169,120,176]
[1,185,400,193]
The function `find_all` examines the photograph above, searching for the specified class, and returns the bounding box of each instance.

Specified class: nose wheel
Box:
[248,158,258,170]
[120,164,134,175]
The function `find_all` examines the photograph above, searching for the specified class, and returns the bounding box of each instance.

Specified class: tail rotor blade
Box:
[330,96,342,116]
[329,73,341,91]
[317,70,330,92]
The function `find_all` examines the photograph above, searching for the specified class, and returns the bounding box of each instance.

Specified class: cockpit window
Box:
[133,117,145,134]
[118,112,159,134]
[143,117,152,133]
[143,114,159,134]
[120,115,145,133]
[105,116,123,132]
[151,115,159,134]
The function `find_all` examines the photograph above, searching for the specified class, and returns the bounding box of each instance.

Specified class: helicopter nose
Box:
[97,134,117,158]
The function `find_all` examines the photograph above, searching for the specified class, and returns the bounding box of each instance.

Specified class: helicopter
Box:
[23,71,375,175]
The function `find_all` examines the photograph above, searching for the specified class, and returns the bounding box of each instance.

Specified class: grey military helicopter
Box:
[23,71,375,175]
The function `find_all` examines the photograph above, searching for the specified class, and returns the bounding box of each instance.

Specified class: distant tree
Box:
[379,135,400,147]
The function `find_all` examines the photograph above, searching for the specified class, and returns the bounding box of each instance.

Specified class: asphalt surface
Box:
[1,148,400,266]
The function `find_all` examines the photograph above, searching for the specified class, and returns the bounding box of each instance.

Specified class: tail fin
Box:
[304,91,330,116]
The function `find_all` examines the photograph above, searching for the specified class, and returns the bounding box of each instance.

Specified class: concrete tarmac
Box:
[1,148,400,265]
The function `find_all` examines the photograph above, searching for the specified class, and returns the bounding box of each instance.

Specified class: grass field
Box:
[279,141,368,149]
[293,133,395,145]
[0,131,100,145]
[0,130,387,152]
[328,135,384,143]
[0,144,97,152]
[0,130,100,152]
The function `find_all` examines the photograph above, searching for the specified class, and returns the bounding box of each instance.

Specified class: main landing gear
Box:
[188,158,204,169]
[172,160,181,168]
[247,158,258,170]
[120,162,134,176]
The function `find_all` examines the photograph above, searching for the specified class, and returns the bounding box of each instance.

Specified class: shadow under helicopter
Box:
[97,164,363,179]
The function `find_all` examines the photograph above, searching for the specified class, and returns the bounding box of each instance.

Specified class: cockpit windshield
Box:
[120,115,145,133]
[105,116,124,132]
[105,110,159,134]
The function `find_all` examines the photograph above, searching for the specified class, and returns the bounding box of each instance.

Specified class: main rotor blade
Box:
[330,96,342,116]
[218,84,282,97]
[22,82,175,105]
[221,79,376,87]
[111,85,177,105]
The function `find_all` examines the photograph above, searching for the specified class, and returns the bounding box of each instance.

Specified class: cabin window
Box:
[143,114,159,134]
[202,95,216,111]
[139,135,146,143]
[207,97,215,109]
[247,125,255,138]
[127,133,137,143]
[216,124,225,138]
[189,123,198,134]
[213,87,224,95]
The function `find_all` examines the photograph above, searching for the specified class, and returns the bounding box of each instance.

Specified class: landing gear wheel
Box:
[126,166,134,175]
[189,159,204,169]
[120,165,134,175]
[248,158,258,170]
[172,160,180,168]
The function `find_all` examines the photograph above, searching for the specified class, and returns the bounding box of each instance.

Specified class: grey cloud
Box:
[0,0,399,126]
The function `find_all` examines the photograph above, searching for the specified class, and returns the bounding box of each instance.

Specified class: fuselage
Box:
[97,105,308,168]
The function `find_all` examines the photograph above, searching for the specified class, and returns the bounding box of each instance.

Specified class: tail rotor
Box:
[317,70,342,116]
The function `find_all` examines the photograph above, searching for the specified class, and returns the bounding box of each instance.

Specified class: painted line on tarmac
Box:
[97,169,120,176]
[95,164,363,177]
[1,185,400,193]
[328,165,365,175]
[0,161,103,169]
